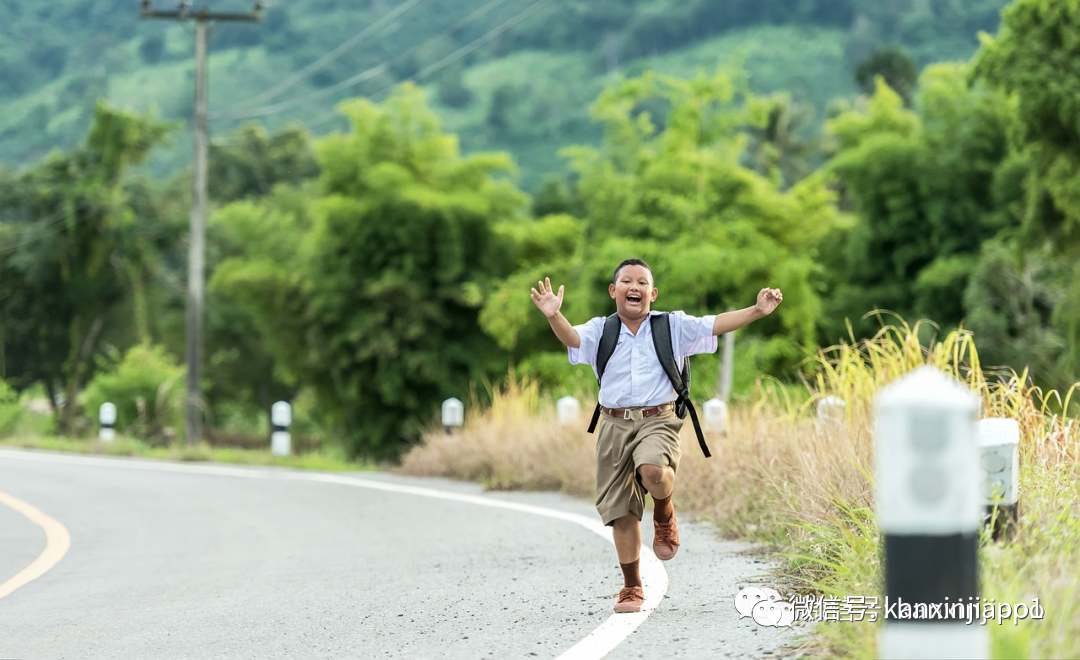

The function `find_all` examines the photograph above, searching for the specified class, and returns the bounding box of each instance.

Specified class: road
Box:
[0,449,795,659]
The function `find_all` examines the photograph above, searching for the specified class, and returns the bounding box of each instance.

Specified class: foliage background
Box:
[5,0,1080,461]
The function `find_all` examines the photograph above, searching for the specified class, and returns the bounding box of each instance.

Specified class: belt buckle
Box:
[629,408,643,421]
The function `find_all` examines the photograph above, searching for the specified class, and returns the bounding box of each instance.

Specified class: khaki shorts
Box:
[595,409,683,526]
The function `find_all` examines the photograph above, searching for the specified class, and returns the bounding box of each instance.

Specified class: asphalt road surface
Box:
[0,449,797,659]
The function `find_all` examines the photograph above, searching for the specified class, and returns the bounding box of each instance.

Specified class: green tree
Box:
[824,66,1019,340]
[487,84,518,139]
[208,183,315,426]
[744,93,821,188]
[139,34,165,65]
[484,67,840,376]
[208,123,319,204]
[215,84,528,458]
[436,65,473,109]
[974,0,1080,385]
[975,0,1080,253]
[0,103,171,432]
[962,237,1078,394]
[307,85,526,456]
[855,45,919,106]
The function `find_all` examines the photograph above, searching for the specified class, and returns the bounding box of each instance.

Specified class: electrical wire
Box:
[305,0,553,130]
[216,0,435,114]
[0,208,86,257]
[1,0,554,255]
[0,207,68,227]
[210,0,516,122]
[0,205,176,258]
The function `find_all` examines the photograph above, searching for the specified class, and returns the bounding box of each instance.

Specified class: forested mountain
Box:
[1,0,1008,189]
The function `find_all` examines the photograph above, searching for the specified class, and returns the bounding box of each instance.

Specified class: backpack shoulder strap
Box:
[649,313,684,393]
[596,313,622,384]
[587,313,622,434]
[649,313,712,458]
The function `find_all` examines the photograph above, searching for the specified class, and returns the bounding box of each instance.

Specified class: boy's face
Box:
[609,264,658,319]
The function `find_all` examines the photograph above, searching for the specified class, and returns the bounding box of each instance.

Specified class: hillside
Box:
[0,0,1009,189]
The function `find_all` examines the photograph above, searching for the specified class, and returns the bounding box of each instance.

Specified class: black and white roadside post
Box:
[976,418,1020,540]
[442,397,464,435]
[703,397,728,435]
[556,396,580,426]
[271,401,291,457]
[99,402,117,443]
[876,366,987,659]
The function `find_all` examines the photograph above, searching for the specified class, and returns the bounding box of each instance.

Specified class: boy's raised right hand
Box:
[530,277,564,318]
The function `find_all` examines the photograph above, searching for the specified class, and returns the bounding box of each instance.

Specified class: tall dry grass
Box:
[399,378,596,495]
[398,319,1079,658]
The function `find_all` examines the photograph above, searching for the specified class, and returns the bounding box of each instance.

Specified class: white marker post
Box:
[875,366,987,659]
[816,395,846,431]
[271,401,291,457]
[976,418,1020,540]
[99,402,117,443]
[442,397,464,435]
[703,397,728,435]
[556,396,580,426]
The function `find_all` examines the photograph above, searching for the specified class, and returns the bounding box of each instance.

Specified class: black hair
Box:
[612,258,654,284]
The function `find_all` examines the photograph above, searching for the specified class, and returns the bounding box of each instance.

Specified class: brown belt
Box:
[600,402,676,421]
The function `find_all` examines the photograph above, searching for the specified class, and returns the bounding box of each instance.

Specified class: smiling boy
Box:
[530,258,783,613]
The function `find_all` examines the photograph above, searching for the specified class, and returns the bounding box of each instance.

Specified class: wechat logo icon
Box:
[734,587,795,627]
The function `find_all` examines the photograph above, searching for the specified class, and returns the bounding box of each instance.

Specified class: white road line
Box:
[0,449,667,658]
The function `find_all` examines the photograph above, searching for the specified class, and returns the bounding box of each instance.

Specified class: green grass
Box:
[782,461,1080,659]
[0,433,373,473]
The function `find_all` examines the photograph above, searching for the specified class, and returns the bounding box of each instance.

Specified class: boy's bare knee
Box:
[612,514,638,531]
[637,464,665,485]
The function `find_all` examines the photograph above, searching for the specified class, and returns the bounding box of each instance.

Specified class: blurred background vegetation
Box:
[2,0,1079,460]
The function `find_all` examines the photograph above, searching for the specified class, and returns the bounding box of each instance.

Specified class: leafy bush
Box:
[82,344,185,442]
[0,379,22,436]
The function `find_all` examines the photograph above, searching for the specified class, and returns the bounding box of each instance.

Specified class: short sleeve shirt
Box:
[567,310,718,408]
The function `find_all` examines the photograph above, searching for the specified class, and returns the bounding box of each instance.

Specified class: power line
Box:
[222,0,435,113]
[306,0,553,130]
[0,209,79,257]
[0,207,68,228]
[210,0,516,123]
[0,201,183,257]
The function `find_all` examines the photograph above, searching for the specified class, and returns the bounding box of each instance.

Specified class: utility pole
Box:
[141,1,262,445]
[718,329,734,402]
[718,308,735,402]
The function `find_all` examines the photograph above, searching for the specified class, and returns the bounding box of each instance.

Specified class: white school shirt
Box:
[567,310,718,408]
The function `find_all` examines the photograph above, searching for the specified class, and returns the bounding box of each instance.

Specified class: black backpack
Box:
[585,312,711,457]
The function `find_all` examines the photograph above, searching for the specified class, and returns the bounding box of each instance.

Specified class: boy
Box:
[530,258,783,613]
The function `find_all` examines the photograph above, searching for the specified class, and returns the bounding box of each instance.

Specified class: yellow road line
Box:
[0,490,71,600]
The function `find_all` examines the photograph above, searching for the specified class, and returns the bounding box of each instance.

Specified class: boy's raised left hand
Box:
[756,287,783,315]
